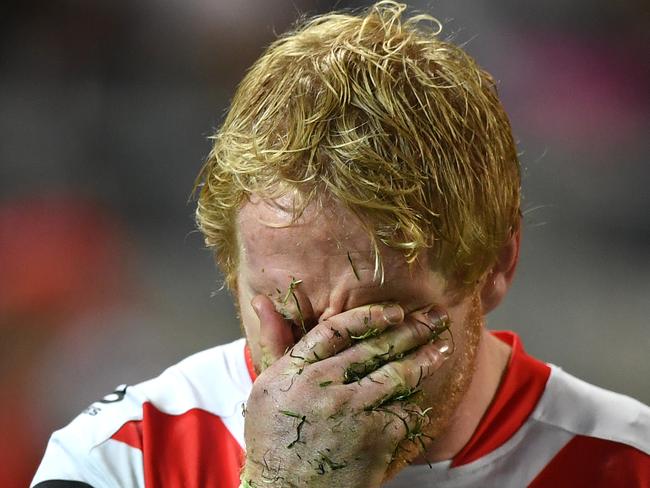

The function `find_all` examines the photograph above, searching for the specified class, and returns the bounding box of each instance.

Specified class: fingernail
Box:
[382,304,403,324]
[434,338,453,358]
[426,309,449,327]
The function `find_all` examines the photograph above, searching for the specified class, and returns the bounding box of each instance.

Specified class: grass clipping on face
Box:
[276,276,306,334]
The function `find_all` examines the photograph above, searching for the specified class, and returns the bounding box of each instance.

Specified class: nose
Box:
[270,278,316,334]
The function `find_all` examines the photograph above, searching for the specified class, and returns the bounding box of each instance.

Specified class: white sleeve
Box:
[31,390,146,488]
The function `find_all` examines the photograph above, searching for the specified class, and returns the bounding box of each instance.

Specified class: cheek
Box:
[237,286,261,342]
[449,301,472,326]
[444,292,483,351]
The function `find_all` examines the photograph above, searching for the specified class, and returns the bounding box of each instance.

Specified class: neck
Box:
[415,329,512,463]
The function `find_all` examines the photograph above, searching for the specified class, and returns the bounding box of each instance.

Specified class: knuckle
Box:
[307,327,330,347]
[307,326,331,348]
[407,347,443,379]
[381,363,405,388]
[358,340,389,358]
[420,344,442,366]
[364,304,387,327]
[367,305,385,325]
[319,392,349,416]
[407,321,432,343]
[297,326,332,358]
[378,303,403,325]
[300,362,325,382]
[403,364,424,386]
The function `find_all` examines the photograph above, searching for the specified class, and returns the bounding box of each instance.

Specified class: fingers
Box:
[288,302,405,363]
[332,309,449,383]
[253,294,295,370]
[347,342,449,458]
[346,339,450,411]
[303,309,448,384]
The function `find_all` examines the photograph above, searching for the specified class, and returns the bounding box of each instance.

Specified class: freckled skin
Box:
[237,196,514,486]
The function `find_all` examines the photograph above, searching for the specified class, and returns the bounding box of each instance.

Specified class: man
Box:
[32,2,649,487]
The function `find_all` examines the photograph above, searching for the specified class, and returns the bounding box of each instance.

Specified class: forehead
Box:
[237,196,374,280]
[236,196,443,317]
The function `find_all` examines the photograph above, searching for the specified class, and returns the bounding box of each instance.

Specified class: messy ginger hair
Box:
[195,1,521,292]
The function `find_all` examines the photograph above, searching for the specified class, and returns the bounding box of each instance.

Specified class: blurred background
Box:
[1,0,648,484]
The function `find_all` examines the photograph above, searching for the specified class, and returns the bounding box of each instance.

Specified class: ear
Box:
[480,226,521,314]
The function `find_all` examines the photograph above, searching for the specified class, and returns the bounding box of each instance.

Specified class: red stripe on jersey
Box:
[245,344,257,382]
[111,419,143,449]
[110,403,245,488]
[529,435,650,487]
[452,331,551,467]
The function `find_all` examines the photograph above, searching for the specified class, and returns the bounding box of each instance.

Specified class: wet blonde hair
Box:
[195,1,520,292]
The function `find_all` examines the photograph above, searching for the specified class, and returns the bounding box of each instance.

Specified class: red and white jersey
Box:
[32,332,650,488]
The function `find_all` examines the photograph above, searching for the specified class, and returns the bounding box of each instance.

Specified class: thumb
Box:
[252,294,295,370]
